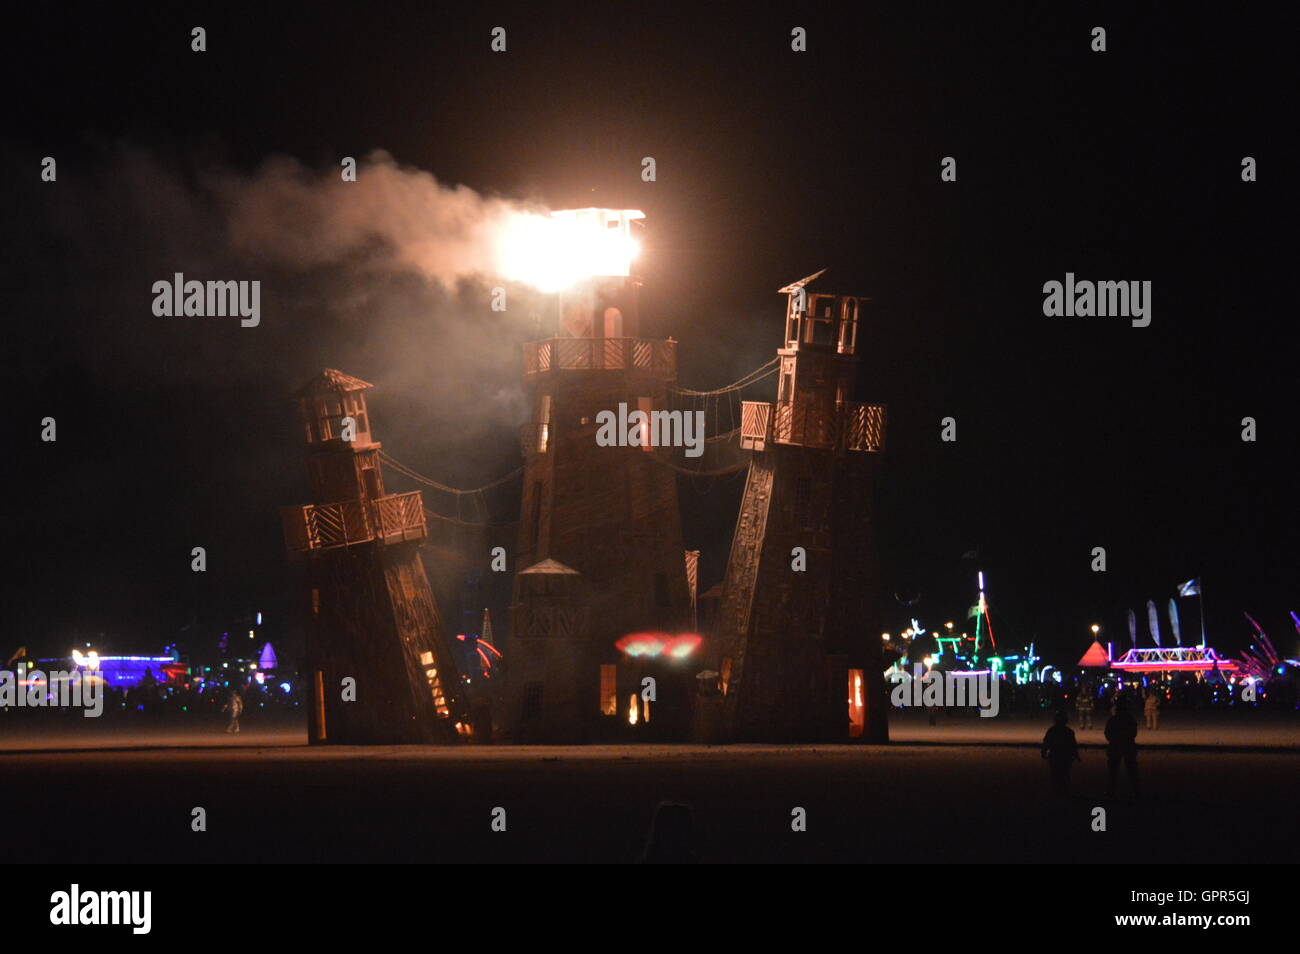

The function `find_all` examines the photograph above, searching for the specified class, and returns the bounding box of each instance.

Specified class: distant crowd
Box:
[992,673,1297,716]
[0,673,301,723]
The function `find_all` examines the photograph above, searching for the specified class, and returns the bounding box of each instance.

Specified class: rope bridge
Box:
[379,358,778,522]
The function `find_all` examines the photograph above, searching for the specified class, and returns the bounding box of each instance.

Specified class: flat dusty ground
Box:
[0,709,1294,863]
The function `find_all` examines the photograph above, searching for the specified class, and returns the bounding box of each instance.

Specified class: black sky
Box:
[3,2,1296,666]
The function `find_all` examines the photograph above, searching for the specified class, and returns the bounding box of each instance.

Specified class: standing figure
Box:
[1104,698,1140,796]
[1075,688,1094,730]
[1041,710,1082,796]
[1143,687,1160,730]
[223,688,244,735]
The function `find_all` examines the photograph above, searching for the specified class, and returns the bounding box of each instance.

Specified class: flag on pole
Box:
[1176,578,1201,597]
[1147,600,1161,647]
[1168,598,1182,646]
[1127,609,1137,648]
[684,549,700,630]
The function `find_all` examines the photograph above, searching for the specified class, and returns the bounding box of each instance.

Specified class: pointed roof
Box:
[778,268,828,294]
[1077,640,1110,668]
[518,558,581,576]
[295,368,374,397]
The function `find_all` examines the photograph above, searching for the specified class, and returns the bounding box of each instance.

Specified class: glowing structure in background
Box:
[1110,646,1239,675]
[456,609,504,681]
[46,653,182,689]
[971,571,996,660]
[883,616,1043,686]
[1234,611,1291,682]
[476,609,503,678]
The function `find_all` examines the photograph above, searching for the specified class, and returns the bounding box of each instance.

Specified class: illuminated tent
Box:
[259,642,278,671]
[1076,640,1109,668]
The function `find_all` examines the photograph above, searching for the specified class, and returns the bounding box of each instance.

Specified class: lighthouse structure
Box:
[719,270,889,742]
[281,369,466,744]
[503,209,693,742]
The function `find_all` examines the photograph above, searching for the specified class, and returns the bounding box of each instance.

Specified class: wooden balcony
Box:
[282,490,427,557]
[524,337,676,379]
[740,401,886,453]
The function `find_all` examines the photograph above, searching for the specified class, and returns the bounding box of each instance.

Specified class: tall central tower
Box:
[719,270,889,742]
[505,209,691,742]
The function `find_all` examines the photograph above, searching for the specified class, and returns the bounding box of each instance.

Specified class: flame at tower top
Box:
[498,207,644,294]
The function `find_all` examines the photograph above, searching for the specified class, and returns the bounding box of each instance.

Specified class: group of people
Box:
[1073,686,1162,731]
[1040,699,1141,797]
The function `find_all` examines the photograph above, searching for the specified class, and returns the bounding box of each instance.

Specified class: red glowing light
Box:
[614,632,703,659]
[663,634,703,658]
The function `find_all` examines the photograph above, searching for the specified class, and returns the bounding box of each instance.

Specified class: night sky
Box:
[4,2,1295,667]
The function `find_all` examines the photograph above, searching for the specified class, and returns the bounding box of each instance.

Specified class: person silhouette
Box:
[1143,687,1161,730]
[1041,710,1081,795]
[1104,698,1140,796]
[637,801,700,863]
[222,687,244,734]
[1075,686,1094,730]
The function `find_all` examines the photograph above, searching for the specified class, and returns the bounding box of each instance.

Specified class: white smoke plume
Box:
[214,150,549,287]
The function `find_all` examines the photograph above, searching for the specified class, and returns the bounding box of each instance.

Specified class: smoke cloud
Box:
[215,150,549,288]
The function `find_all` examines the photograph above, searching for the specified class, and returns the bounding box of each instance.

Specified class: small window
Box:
[599,665,618,715]
[848,669,866,738]
[603,307,623,338]
[538,395,552,453]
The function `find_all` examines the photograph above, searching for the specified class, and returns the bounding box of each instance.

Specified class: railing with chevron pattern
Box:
[281,490,427,556]
[740,400,885,453]
[524,337,676,379]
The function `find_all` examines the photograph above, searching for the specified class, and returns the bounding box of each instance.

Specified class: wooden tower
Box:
[719,270,889,742]
[282,369,466,744]
[505,209,691,742]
